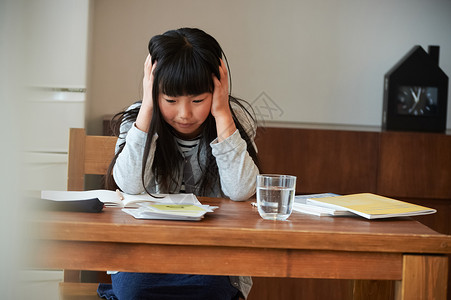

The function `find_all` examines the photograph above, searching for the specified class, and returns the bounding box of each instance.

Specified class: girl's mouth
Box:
[177,122,194,128]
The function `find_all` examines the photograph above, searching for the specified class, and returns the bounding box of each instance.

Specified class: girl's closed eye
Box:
[164,98,176,103]
[193,98,205,103]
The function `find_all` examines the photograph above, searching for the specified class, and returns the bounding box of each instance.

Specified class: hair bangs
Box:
[158,54,214,97]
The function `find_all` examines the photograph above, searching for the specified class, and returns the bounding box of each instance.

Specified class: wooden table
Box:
[29,197,451,299]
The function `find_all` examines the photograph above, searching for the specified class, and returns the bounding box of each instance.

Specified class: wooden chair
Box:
[67,127,117,192]
[61,128,117,299]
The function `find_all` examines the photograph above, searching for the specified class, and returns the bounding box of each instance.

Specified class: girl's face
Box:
[158,92,212,139]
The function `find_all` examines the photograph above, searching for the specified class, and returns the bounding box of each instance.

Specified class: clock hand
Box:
[410,88,420,103]
[409,88,421,114]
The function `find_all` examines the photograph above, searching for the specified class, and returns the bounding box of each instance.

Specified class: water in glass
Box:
[257,186,295,221]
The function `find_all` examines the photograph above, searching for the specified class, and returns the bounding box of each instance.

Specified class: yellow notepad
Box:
[148,204,206,212]
[306,193,436,219]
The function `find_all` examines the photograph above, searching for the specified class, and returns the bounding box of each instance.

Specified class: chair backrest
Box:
[67,128,117,191]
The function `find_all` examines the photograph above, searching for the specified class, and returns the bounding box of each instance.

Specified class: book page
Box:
[122,193,201,206]
[41,190,202,208]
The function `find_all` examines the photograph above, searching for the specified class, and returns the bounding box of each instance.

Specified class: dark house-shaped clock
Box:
[382,45,448,132]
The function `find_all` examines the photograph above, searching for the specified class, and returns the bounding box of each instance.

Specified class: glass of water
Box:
[256,174,297,221]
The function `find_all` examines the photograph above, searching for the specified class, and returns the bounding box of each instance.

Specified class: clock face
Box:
[396,86,438,116]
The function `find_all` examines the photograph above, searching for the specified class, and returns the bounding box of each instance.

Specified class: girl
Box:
[98,28,259,300]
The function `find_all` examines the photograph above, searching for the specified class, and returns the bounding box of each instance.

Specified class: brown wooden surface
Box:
[29,197,451,299]
[67,128,87,191]
[63,270,81,283]
[255,127,379,195]
[84,135,116,175]
[408,198,451,235]
[32,240,403,280]
[67,128,117,191]
[55,279,359,300]
[59,282,100,300]
[395,255,448,300]
[378,131,451,199]
[352,280,395,300]
[248,278,354,300]
[30,198,449,255]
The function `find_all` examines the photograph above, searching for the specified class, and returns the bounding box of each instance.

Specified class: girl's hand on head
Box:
[136,54,156,133]
[142,54,156,109]
[212,59,236,141]
[211,59,231,119]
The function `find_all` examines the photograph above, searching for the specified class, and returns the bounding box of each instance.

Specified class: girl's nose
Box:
[178,103,192,119]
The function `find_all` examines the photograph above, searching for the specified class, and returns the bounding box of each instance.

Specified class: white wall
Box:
[0,0,28,298]
[88,0,451,133]
[25,0,89,88]
[11,1,88,298]
[23,0,89,198]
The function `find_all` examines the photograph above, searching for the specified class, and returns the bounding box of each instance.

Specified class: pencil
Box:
[116,189,124,200]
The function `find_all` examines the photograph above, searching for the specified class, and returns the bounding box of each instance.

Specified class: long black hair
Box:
[106,28,259,195]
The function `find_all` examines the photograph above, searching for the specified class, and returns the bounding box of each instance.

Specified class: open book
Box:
[41,189,200,208]
[306,193,437,219]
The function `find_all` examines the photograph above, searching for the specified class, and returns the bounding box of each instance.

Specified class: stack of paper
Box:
[293,193,353,216]
[123,203,217,221]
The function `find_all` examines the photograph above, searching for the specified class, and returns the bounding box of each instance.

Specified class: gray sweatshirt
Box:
[113,102,259,201]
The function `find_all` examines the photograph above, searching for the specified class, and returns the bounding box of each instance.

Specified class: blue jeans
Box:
[97,272,240,300]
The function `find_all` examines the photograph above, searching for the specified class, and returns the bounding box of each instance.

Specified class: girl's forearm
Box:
[215,113,237,142]
[135,103,153,133]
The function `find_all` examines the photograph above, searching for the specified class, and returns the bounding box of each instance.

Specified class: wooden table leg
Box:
[63,270,81,282]
[395,254,448,300]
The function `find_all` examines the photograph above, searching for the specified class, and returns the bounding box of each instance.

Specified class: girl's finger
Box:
[144,54,153,78]
[220,59,227,75]
[218,59,225,78]
[150,59,157,77]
